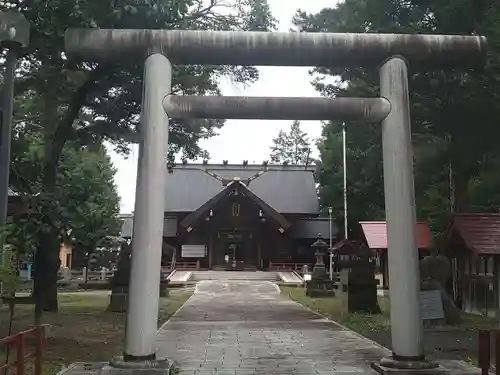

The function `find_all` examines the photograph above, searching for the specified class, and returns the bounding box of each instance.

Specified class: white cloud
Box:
[109,0,337,213]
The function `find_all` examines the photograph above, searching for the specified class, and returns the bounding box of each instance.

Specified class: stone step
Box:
[168,270,192,283]
[190,271,278,281]
[277,271,304,284]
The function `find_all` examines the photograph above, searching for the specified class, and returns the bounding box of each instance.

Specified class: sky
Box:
[110,0,336,214]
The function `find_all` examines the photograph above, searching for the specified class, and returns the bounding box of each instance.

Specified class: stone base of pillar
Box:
[372,357,446,375]
[107,288,128,312]
[372,359,484,374]
[107,355,174,374]
[55,359,175,375]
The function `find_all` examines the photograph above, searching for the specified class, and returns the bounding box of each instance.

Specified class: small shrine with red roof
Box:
[358,220,432,289]
[441,213,500,317]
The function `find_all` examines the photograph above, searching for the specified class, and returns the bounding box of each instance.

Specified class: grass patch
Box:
[0,288,193,375]
[281,286,390,334]
[282,285,500,363]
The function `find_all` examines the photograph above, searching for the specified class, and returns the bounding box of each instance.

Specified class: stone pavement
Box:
[155,280,390,375]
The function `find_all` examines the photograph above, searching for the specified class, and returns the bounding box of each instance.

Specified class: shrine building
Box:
[124,163,338,270]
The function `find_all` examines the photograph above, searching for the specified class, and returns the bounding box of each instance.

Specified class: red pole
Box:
[34,327,43,375]
[16,334,24,375]
[479,330,491,375]
[494,331,500,375]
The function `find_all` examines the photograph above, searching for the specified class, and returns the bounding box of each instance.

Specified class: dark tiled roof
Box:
[119,214,178,238]
[451,213,500,255]
[180,181,291,230]
[165,164,319,214]
[292,218,337,239]
[359,221,431,249]
[331,239,363,251]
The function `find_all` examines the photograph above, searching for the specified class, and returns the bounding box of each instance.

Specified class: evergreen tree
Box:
[269,130,291,164]
[294,0,500,235]
[269,121,312,164]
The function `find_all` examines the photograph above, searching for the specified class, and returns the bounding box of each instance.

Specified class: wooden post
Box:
[257,229,262,270]
[495,331,500,375]
[34,326,44,375]
[209,232,213,269]
[478,330,490,375]
[16,334,24,375]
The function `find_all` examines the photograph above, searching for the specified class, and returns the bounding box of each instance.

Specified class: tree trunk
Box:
[452,169,471,213]
[33,224,61,323]
[450,134,472,213]
[32,68,101,323]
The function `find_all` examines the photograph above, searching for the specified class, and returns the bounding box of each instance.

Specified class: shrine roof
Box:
[359,221,431,249]
[443,213,500,255]
[164,163,319,214]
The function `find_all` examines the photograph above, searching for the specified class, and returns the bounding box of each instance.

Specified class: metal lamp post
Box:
[0,11,29,297]
[0,11,29,226]
[342,122,348,240]
[328,207,333,280]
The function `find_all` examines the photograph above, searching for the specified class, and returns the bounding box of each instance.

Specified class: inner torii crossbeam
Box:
[65,29,486,373]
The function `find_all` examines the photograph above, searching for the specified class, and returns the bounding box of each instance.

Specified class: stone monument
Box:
[107,240,132,312]
[420,255,461,324]
[339,241,380,316]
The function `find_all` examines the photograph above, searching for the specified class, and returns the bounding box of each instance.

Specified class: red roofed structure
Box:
[359,221,431,250]
[442,213,500,317]
[443,213,500,255]
[359,220,432,289]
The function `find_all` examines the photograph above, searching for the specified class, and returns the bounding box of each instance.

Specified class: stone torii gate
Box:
[65,29,486,371]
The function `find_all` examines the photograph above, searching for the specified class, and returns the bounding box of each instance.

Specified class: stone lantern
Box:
[306,233,336,297]
[311,233,329,279]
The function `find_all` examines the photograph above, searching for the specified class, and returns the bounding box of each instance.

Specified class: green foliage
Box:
[269,121,313,164]
[5,0,277,162]
[316,120,384,224]
[2,0,277,311]
[10,130,121,257]
[4,0,278,240]
[294,0,500,236]
[57,144,121,254]
[0,244,20,297]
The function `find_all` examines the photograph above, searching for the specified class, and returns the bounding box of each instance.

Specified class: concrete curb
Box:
[156,288,196,334]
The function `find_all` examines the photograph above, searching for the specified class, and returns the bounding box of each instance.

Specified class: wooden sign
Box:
[181,245,207,258]
[419,290,445,321]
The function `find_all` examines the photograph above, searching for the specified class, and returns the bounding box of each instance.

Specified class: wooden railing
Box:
[64,267,172,282]
[164,261,199,270]
[0,326,44,375]
[269,262,313,272]
[64,268,114,281]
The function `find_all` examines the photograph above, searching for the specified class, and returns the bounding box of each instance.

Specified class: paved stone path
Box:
[156,280,390,375]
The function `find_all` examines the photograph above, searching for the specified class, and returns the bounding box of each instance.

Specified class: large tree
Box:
[9,126,121,269]
[294,0,500,234]
[269,120,312,164]
[55,143,121,262]
[3,0,276,316]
